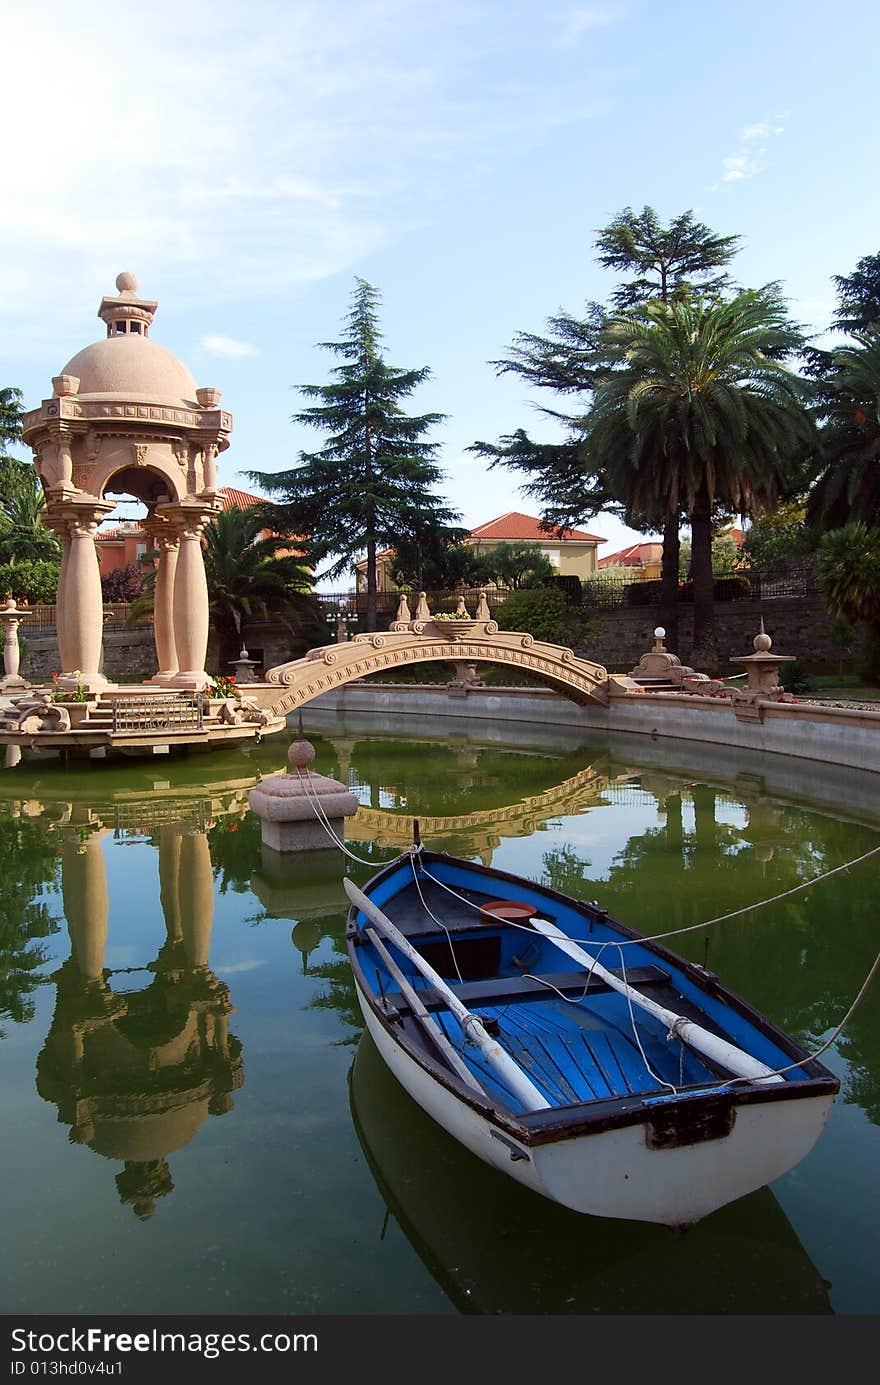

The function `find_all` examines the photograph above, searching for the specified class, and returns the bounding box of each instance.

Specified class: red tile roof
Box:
[218,485,265,510]
[469,511,605,543]
[598,541,663,568]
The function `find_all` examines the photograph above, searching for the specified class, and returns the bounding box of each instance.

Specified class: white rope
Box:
[417,840,880,950]
[415,860,880,1085]
[293,767,392,867]
[409,852,465,983]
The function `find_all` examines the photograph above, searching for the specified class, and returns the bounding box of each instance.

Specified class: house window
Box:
[130,322,141,334]
[115,321,126,334]
[135,543,147,559]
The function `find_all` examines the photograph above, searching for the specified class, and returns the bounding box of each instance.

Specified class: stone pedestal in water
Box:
[248,734,359,853]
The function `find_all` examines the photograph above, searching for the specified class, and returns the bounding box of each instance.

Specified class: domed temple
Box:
[0,274,286,754]
[23,272,231,693]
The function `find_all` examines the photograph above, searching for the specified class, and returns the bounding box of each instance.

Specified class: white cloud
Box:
[560,5,624,39]
[202,335,260,358]
[717,116,785,186]
[0,0,612,360]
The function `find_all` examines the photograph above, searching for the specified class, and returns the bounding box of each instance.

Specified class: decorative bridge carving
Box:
[263,617,609,716]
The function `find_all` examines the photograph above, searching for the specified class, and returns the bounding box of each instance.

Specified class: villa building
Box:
[355,510,606,592]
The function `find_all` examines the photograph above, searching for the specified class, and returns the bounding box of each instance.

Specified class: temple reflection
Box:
[34,806,243,1220]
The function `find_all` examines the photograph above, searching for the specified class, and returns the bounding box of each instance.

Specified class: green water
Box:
[2,719,879,1316]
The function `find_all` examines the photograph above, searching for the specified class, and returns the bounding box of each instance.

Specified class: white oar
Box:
[364,927,486,1096]
[529,916,783,1085]
[344,878,551,1111]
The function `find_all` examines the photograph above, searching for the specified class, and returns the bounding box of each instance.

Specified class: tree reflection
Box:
[0,809,61,1037]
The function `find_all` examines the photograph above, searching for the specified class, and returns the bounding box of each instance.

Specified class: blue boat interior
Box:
[352,856,807,1116]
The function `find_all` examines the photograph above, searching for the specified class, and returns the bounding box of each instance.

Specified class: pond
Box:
[1,718,879,1316]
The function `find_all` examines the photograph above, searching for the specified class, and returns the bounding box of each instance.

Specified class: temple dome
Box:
[60,335,199,409]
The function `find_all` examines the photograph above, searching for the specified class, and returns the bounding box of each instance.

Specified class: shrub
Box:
[495,588,587,645]
[779,660,814,695]
[0,558,60,604]
[101,564,144,602]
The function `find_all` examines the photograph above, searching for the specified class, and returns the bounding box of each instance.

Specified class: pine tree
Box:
[249,280,456,631]
[472,208,743,652]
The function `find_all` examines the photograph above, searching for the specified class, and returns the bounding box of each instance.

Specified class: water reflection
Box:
[350,1032,832,1314]
[1,725,879,1313]
[25,804,244,1219]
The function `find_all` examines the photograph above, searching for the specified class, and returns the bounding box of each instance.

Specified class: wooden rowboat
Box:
[344,849,839,1227]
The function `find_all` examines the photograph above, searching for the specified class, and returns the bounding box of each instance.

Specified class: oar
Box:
[364,927,487,1097]
[528,916,783,1085]
[344,878,551,1111]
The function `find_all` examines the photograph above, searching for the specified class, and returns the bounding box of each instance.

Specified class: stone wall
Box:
[582,594,863,673]
[20,626,158,684]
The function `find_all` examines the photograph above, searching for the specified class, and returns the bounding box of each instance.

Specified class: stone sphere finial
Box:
[754,617,773,653]
[116,271,138,293]
[288,737,316,771]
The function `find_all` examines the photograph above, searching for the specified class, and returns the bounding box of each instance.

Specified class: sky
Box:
[3,0,879,575]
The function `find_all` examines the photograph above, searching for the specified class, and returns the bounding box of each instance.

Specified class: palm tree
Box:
[202,507,318,661]
[583,291,814,670]
[808,331,880,530]
[130,506,319,665]
[0,473,60,564]
[817,523,880,625]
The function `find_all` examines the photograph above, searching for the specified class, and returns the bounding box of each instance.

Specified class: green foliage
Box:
[0,812,60,1038]
[595,206,742,310]
[390,526,478,590]
[808,330,880,530]
[679,533,743,577]
[495,587,590,645]
[249,278,456,629]
[817,523,880,625]
[0,557,60,604]
[832,252,880,335]
[471,541,555,590]
[585,291,813,668]
[0,469,60,565]
[472,206,747,657]
[778,661,814,695]
[742,505,814,567]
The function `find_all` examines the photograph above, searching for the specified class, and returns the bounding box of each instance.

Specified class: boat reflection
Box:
[34,809,243,1220]
[349,1031,833,1315]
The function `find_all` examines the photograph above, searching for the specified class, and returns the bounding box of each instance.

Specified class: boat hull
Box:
[355,976,835,1226]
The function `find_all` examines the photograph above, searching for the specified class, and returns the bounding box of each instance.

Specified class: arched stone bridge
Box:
[262,616,609,716]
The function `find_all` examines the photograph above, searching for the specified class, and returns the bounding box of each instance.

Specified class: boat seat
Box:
[384,964,670,1015]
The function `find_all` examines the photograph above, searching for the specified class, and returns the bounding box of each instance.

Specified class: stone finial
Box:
[116,271,139,293]
[395,593,412,622]
[288,737,316,771]
[475,591,490,621]
[754,618,773,653]
[454,596,469,617]
[653,626,666,651]
[52,374,80,397]
[414,591,430,620]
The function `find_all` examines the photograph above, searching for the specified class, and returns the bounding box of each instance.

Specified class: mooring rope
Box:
[415,854,880,1082]
[292,758,880,1087]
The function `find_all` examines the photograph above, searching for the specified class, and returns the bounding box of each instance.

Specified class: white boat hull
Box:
[356,978,835,1226]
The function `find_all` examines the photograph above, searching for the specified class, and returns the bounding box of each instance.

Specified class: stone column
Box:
[163,506,215,691]
[145,524,180,684]
[56,501,114,693]
[178,827,214,971]
[0,599,30,691]
[62,826,109,984]
[158,826,183,946]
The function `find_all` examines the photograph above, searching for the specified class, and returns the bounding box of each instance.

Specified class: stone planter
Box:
[52,701,97,728]
[430,619,479,641]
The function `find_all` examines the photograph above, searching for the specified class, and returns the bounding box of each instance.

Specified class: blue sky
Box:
[3,0,879,568]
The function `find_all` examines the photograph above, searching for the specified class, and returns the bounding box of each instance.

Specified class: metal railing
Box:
[20,602,150,629]
[110,694,204,733]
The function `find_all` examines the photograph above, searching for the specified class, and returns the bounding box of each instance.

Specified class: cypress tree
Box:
[250,279,456,631]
